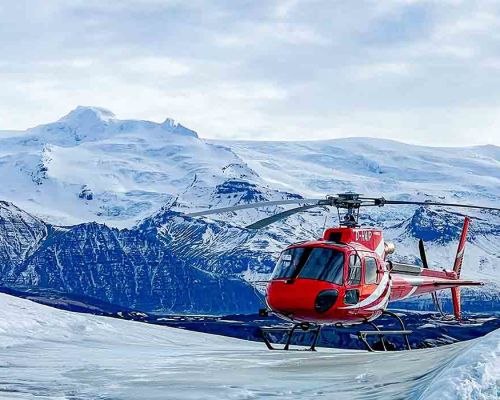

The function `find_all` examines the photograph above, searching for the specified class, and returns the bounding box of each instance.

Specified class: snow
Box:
[215,138,500,202]
[420,328,499,400]
[1,107,498,230]
[58,105,116,123]
[0,106,242,226]
[0,109,497,397]
[0,108,498,288]
[0,293,498,399]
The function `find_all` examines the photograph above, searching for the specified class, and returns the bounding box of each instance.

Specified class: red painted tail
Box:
[451,217,470,320]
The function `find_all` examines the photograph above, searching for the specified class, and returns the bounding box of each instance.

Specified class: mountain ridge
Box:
[0,107,498,313]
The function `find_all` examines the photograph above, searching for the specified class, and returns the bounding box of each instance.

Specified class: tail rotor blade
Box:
[419,238,448,317]
[419,239,429,269]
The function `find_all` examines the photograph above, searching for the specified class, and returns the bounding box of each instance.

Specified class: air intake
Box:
[384,242,396,255]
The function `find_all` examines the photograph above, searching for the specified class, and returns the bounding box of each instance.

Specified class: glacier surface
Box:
[0,293,498,400]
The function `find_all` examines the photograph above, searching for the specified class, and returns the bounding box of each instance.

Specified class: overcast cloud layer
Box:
[1,0,500,146]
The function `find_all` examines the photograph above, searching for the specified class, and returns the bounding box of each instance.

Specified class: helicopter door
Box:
[344,254,362,307]
[359,256,379,305]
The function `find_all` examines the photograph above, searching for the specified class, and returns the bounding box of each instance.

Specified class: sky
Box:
[1,0,500,146]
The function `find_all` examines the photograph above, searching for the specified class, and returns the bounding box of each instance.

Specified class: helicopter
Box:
[187,192,499,351]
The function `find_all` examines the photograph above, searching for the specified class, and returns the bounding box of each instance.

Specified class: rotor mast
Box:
[331,192,362,228]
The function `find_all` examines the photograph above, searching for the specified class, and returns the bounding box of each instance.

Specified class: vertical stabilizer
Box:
[451,216,470,320]
[453,216,470,278]
[451,287,461,320]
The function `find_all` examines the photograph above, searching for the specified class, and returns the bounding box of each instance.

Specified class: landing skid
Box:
[259,311,413,352]
[260,322,322,351]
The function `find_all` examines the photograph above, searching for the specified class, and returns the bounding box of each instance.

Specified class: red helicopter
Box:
[188,193,499,351]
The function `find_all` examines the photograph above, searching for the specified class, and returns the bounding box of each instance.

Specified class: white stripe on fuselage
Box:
[374,239,385,257]
[339,272,389,309]
[398,285,419,300]
[366,280,392,311]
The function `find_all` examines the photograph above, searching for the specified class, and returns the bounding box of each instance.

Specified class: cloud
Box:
[214,21,329,47]
[120,57,191,76]
[349,63,412,80]
[0,0,499,146]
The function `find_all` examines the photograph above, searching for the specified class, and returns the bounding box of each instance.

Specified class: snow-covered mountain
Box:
[2,106,498,228]
[0,201,270,314]
[0,106,498,313]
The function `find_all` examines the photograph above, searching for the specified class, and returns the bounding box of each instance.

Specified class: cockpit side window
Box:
[364,257,378,284]
[347,254,362,285]
[272,247,306,279]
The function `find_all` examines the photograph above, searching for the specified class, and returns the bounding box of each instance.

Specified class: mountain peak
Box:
[59,106,116,124]
[161,118,198,138]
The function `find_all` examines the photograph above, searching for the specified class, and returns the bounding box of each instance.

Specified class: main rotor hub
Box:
[327,192,363,227]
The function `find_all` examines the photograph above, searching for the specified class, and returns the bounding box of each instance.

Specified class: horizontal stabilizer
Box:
[432,280,483,287]
[402,277,483,288]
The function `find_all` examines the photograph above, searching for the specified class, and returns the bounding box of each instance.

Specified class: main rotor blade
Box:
[185,198,325,217]
[418,239,429,269]
[381,199,500,212]
[246,204,321,230]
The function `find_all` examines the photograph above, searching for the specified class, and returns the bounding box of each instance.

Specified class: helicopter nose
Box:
[267,280,341,319]
[314,289,339,313]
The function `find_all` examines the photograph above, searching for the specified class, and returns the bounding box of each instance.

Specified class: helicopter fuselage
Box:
[265,226,471,325]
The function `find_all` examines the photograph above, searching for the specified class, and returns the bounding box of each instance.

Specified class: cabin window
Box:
[344,289,359,305]
[347,254,361,285]
[364,257,378,284]
[272,247,344,284]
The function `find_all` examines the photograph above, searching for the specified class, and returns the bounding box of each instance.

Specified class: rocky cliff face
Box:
[1,204,263,314]
[0,202,48,275]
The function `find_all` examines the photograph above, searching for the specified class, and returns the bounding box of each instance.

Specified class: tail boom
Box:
[389,216,478,320]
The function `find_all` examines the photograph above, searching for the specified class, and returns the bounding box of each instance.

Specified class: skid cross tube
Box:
[260,323,322,351]
[357,330,413,352]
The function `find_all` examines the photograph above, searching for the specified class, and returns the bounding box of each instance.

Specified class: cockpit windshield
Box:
[272,247,344,284]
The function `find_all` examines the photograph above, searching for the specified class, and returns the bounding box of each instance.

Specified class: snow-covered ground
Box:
[0,294,497,400]
[421,327,500,400]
